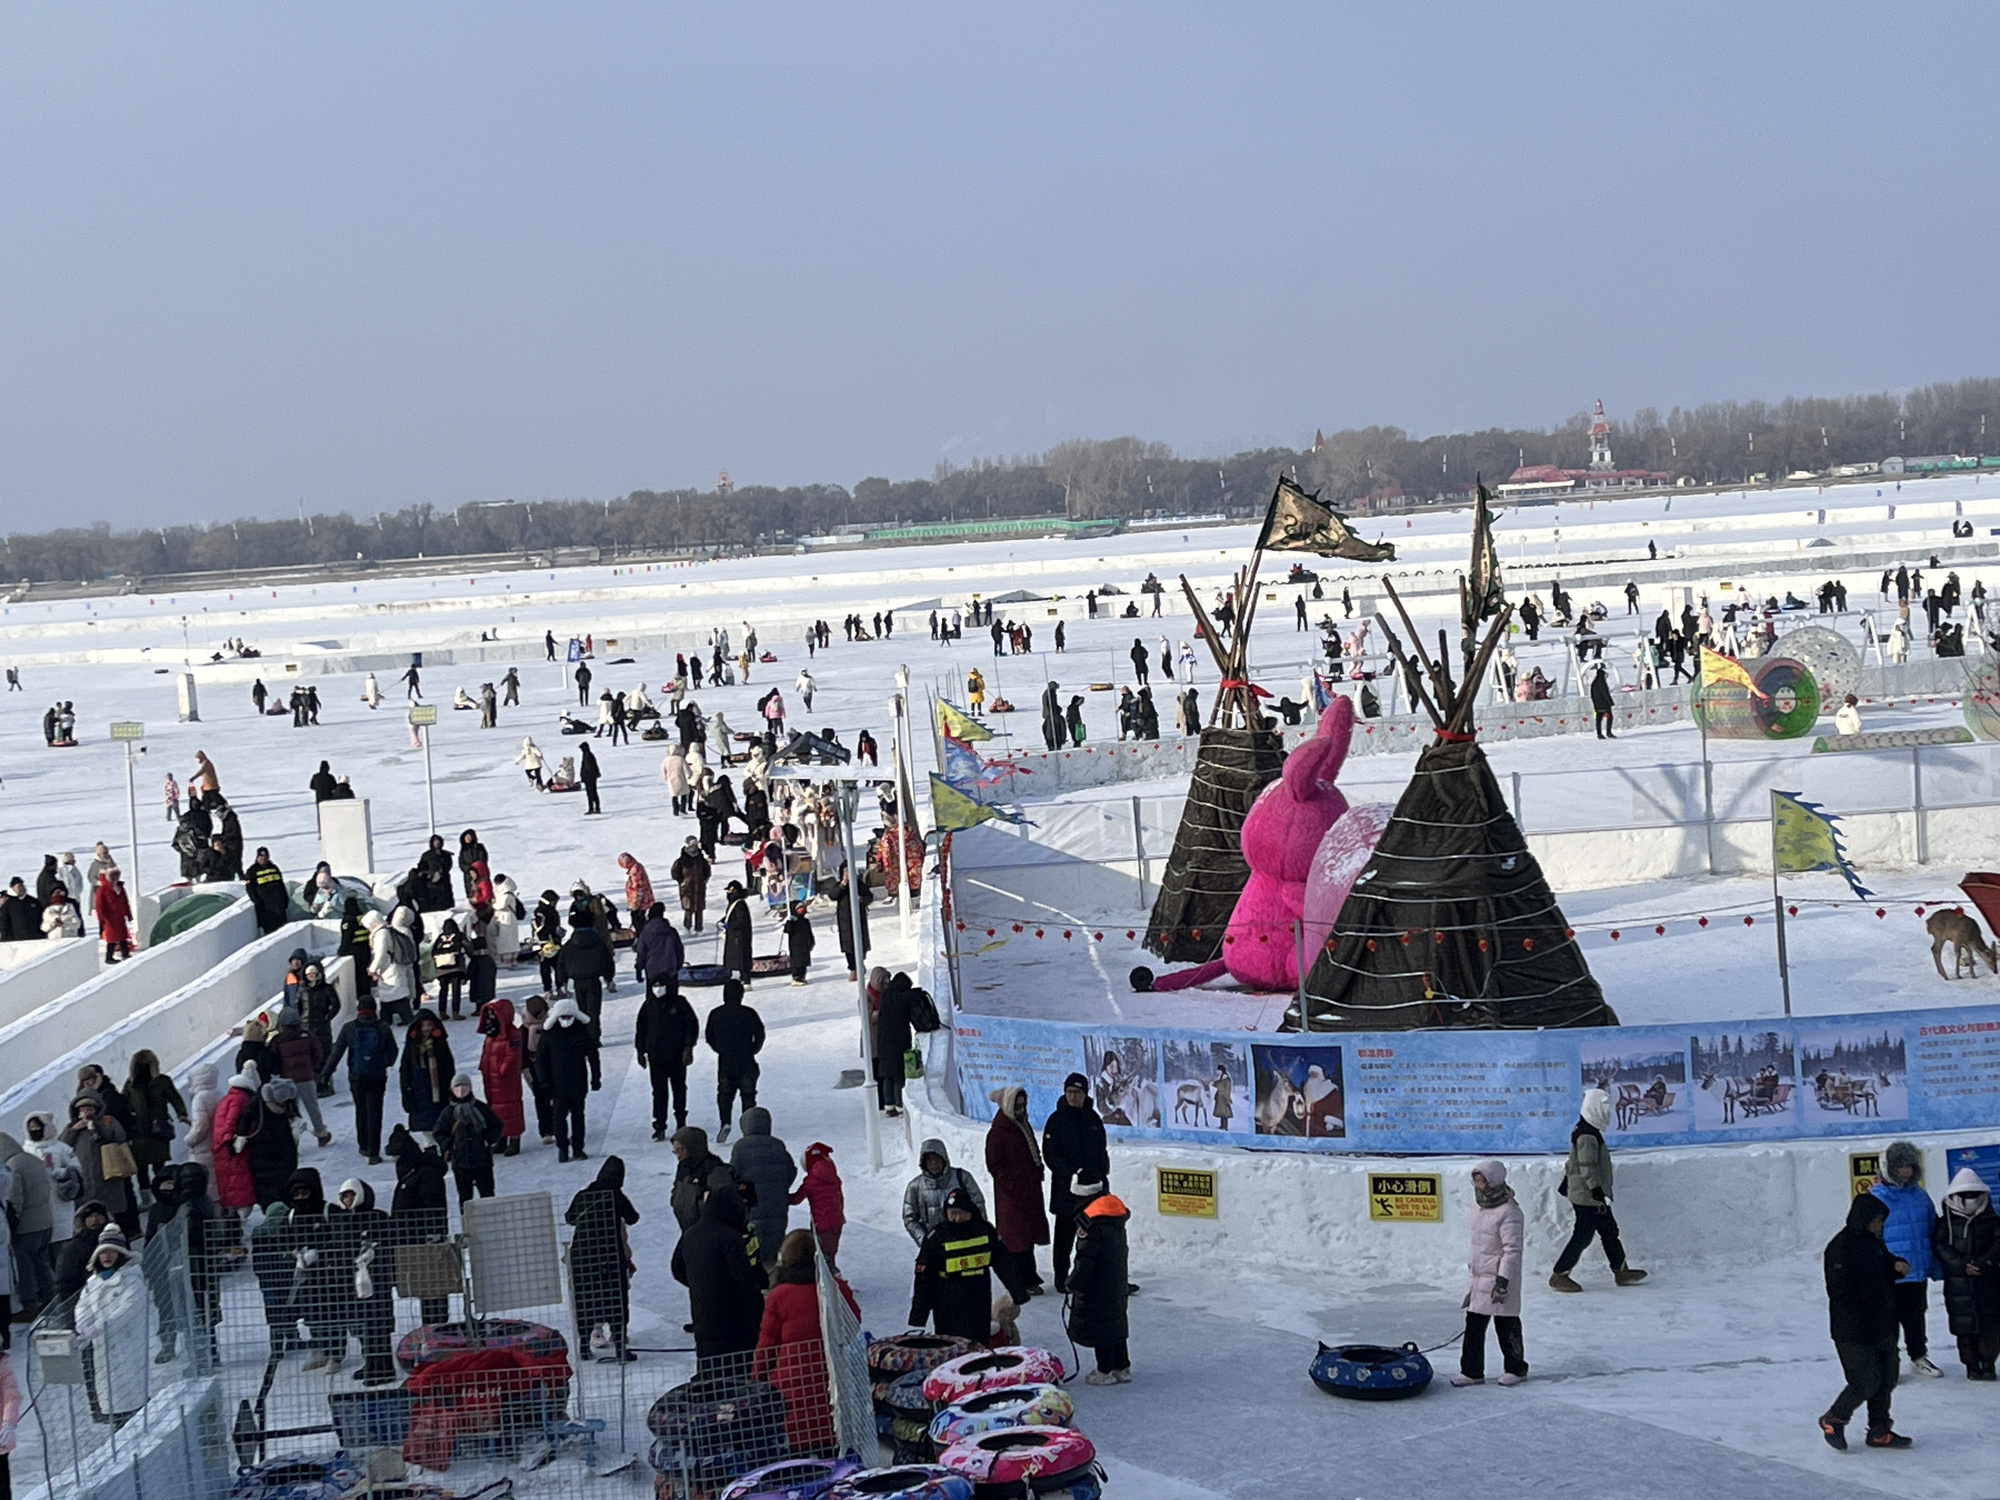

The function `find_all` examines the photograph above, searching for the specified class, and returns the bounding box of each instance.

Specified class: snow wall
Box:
[0,918,348,1132]
[0,937,103,1026]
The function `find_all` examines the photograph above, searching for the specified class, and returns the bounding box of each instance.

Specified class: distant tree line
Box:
[5,377,1997,585]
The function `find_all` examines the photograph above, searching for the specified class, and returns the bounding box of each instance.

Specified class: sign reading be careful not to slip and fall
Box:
[1368,1173,1442,1222]
[1156,1168,1217,1218]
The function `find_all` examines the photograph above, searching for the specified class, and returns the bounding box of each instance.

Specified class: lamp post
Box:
[890,668,915,938]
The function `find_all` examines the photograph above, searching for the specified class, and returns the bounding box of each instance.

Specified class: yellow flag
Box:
[929,774,1019,832]
[1700,649,1757,693]
[936,699,992,743]
[1772,791,1870,896]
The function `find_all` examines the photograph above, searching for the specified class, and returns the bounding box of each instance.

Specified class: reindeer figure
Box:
[1928,908,1998,980]
[1174,1081,1211,1128]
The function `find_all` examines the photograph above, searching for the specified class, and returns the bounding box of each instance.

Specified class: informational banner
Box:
[1156,1168,1217,1218]
[1368,1173,1442,1222]
[950,1004,2000,1156]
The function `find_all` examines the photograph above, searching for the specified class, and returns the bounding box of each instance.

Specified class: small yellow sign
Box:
[1157,1168,1217,1219]
[1850,1152,1882,1197]
[1368,1173,1442,1222]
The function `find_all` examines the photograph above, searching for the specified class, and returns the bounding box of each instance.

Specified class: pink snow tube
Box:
[921,1348,1065,1406]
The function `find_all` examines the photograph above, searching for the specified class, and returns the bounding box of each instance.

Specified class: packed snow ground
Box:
[7,492,2000,1498]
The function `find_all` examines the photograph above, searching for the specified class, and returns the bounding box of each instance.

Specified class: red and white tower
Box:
[1588,400,1614,473]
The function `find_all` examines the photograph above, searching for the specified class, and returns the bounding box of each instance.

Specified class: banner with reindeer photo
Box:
[949,1005,2000,1155]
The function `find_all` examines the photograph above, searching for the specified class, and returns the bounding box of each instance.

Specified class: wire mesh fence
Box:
[7,1177,876,1500]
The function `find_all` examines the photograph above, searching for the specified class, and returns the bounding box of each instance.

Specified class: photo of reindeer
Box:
[1580,1044,1691,1137]
[1161,1039,1250,1135]
[1689,1030,1797,1129]
[1082,1034,1161,1130]
[1798,1025,1908,1121]
[1251,1044,1345,1139]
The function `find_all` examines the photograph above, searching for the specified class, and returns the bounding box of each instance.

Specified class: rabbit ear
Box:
[1281,692,1354,799]
[1316,692,1355,779]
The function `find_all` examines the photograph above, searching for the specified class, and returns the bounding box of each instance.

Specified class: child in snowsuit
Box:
[783,903,815,986]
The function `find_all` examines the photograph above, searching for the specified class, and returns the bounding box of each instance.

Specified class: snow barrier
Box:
[0,937,102,1029]
[0,917,345,1133]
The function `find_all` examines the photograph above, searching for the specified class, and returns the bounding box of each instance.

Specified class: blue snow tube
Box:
[827,1469,974,1500]
[1309,1341,1432,1400]
[719,1453,863,1500]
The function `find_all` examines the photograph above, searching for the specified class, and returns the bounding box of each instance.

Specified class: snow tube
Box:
[883,1371,937,1462]
[926,1383,1073,1453]
[395,1319,567,1376]
[937,1428,1096,1490]
[921,1348,1065,1406]
[647,1374,789,1491]
[1309,1341,1433,1400]
[827,1469,974,1500]
[719,1453,863,1500]
[149,891,235,945]
[869,1334,977,1380]
[230,1453,364,1500]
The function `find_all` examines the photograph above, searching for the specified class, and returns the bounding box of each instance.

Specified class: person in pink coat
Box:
[787,1142,846,1268]
[209,1065,264,1215]
[1453,1158,1528,1386]
[476,997,527,1153]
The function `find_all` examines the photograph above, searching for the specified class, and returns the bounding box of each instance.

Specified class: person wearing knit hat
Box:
[1041,1071,1108,1295]
[1932,1165,2000,1378]
[73,1223,148,1422]
[1550,1088,1646,1292]
[1452,1160,1528,1386]
[433,1073,505,1202]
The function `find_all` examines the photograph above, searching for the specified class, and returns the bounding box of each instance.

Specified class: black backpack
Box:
[906,987,942,1034]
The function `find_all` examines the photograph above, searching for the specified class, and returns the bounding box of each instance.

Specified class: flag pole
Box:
[1699,648,1716,877]
[1770,791,1792,1016]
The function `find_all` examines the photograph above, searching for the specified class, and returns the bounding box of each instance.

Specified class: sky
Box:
[3,4,1998,528]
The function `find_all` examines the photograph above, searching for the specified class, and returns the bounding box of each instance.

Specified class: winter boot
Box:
[504,1138,519,1156]
[1613,1266,1648,1287]
[1548,1272,1582,1293]
[1497,1371,1526,1386]
[1084,1369,1121,1387]
[1818,1416,1847,1451]
[1864,1425,1912,1449]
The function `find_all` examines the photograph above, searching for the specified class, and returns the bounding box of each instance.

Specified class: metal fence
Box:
[8,1171,870,1500]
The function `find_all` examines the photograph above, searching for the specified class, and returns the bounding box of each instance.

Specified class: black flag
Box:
[1256,477,1397,563]
[1465,480,1504,628]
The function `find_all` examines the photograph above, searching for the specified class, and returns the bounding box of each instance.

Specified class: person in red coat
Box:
[788,1142,847,1268]
[476,998,526,1154]
[209,1066,264,1218]
[985,1085,1050,1301]
[93,868,133,963]
[617,852,654,917]
[469,859,496,910]
[753,1231,859,1455]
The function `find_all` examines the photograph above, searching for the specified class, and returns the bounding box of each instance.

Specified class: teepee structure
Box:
[1285,581,1616,1031]
[1143,552,1286,963]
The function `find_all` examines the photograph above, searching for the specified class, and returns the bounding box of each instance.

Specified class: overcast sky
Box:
[4,4,1997,528]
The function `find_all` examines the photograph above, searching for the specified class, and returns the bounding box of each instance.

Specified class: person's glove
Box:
[636,1054,648,1070]
[591,1078,602,1091]
[1492,1276,1509,1300]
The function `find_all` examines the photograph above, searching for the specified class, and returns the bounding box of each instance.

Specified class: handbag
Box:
[903,1046,924,1080]
[99,1140,139,1180]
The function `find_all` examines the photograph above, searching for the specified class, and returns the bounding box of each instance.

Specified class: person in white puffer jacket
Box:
[1452,1159,1528,1387]
[363,910,416,1027]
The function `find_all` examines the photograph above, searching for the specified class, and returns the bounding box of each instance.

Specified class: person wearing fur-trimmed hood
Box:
[1871,1140,1943,1377]
[1452,1159,1528,1386]
[1931,1165,2000,1378]
[1549,1088,1646,1292]
[985,1086,1049,1301]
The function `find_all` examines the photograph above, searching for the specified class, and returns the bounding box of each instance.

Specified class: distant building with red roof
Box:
[1496,400,1671,499]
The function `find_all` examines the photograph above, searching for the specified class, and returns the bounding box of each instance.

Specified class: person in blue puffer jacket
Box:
[1871,1140,1944,1378]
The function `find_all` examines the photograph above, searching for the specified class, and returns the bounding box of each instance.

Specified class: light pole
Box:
[110,721,145,907]
[890,669,914,938]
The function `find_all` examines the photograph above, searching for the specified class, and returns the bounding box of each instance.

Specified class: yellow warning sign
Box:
[1368,1173,1442,1222]
[1849,1152,1882,1197]
[1157,1168,1217,1219]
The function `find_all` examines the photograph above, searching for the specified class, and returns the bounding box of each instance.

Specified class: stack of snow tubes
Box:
[867,1335,976,1459]
[646,1374,790,1499]
[717,1454,863,1499]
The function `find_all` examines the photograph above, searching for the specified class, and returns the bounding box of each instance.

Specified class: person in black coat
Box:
[329,1177,399,1383]
[909,1187,997,1343]
[55,1200,115,1302]
[432,1073,505,1203]
[559,914,616,1029]
[339,896,374,1002]
[1042,1073,1111,1293]
[456,829,488,901]
[580,742,603,815]
[704,979,765,1144]
[400,1011,455,1134]
[782,902,814,984]
[1820,1191,1911,1449]
[1066,1175,1132,1383]
[720,881,755,984]
[248,1081,301,1208]
[414,836,455,912]
[1932,1167,2000,1378]
[873,973,918,1114]
[320,998,399,1163]
[633,902,685,988]
[566,1155,641,1360]
[636,972,701,1140]
[387,1123,452,1323]
[833,867,871,980]
[1589,664,1615,740]
[538,996,602,1162]
[671,1182,765,1374]
[145,1162,219,1363]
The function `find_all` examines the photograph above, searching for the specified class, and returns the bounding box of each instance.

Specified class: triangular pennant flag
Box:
[940,734,985,790]
[1772,791,1872,898]
[929,773,1023,832]
[936,699,992,743]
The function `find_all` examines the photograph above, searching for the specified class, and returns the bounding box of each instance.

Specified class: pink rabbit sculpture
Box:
[1140,693,1386,993]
